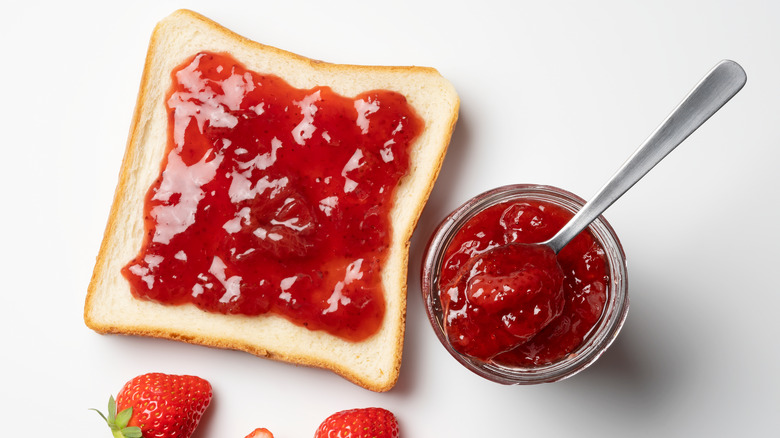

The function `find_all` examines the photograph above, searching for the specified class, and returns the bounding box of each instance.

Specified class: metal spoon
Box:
[545,60,746,254]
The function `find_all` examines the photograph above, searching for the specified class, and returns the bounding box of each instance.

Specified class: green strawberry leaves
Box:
[91,396,143,438]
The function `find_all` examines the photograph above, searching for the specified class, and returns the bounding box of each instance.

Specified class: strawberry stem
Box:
[92,396,143,438]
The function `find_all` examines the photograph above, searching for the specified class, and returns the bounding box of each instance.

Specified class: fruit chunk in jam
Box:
[122,52,422,341]
[439,200,609,365]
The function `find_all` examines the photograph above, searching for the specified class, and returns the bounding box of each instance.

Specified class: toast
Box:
[84,9,459,392]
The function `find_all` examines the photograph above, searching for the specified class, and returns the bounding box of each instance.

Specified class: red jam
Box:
[122,52,422,341]
[439,200,609,366]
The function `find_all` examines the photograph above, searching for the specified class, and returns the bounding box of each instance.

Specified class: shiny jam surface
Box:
[439,199,609,366]
[122,52,422,341]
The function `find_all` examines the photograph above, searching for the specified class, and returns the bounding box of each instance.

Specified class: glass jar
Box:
[420,184,629,384]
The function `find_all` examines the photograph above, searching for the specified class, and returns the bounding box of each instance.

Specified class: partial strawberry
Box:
[314,407,399,438]
[245,427,275,438]
[93,372,212,438]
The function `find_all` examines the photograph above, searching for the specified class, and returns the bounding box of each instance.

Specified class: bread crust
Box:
[84,9,459,392]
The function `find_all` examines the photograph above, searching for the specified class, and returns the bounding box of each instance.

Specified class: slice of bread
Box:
[84,9,459,392]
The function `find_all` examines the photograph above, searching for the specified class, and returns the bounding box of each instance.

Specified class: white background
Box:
[3,1,778,436]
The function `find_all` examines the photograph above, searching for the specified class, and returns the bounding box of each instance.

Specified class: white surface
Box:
[3,1,778,436]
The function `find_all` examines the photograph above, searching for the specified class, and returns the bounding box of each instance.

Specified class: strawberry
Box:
[314,407,399,438]
[93,373,212,438]
[245,428,275,438]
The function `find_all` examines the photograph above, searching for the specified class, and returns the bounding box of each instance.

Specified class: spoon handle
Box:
[546,60,747,254]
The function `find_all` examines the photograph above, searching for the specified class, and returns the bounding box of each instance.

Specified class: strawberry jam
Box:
[122,52,422,341]
[439,199,609,365]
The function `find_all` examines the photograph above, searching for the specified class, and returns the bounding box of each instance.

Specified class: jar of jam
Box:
[421,184,629,384]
